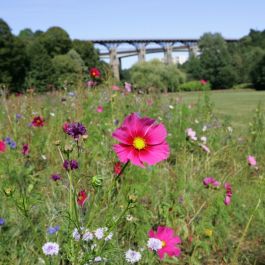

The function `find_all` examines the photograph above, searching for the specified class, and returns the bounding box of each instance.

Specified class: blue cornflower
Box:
[4,137,16,149]
[0,218,5,226]
[47,225,60,234]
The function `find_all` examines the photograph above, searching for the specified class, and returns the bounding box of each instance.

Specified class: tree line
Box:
[182,31,265,89]
[0,18,106,92]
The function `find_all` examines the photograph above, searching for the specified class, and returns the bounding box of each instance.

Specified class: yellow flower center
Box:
[133,137,146,150]
[161,240,166,247]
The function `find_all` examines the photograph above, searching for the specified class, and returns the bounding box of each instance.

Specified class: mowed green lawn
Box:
[177,90,265,129]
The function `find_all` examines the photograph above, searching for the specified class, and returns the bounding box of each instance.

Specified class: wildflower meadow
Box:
[0,80,265,265]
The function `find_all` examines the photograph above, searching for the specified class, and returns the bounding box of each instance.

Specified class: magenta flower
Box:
[247,155,257,167]
[203,177,220,187]
[112,113,170,168]
[148,226,181,260]
[224,183,232,205]
[22,144,29,156]
[97,106,103,113]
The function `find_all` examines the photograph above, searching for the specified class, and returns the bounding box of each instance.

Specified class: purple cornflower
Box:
[63,160,79,171]
[0,218,5,225]
[16,114,22,120]
[51,174,61,181]
[65,122,87,140]
[47,225,60,234]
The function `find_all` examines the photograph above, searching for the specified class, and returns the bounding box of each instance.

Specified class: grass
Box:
[173,90,265,129]
[0,87,265,265]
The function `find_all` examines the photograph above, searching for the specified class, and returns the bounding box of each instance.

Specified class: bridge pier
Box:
[110,48,120,81]
[188,44,199,58]
[164,45,173,64]
[138,47,146,63]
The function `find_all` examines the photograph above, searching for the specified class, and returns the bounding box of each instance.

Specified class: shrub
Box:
[129,59,186,93]
[178,80,211,91]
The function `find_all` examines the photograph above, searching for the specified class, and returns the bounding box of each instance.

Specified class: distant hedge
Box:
[178,80,211,91]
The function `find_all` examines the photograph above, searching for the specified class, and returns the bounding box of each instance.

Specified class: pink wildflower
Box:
[224,183,232,205]
[112,85,120,91]
[0,141,6,153]
[247,155,256,167]
[203,177,220,187]
[87,80,97,87]
[148,226,181,260]
[22,144,29,156]
[200,79,207,85]
[124,82,132,93]
[32,116,44,127]
[97,106,103,113]
[199,143,210,153]
[186,128,197,141]
[112,113,170,168]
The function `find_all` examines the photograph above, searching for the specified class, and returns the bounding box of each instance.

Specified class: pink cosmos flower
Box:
[203,177,220,187]
[247,155,256,167]
[200,79,207,85]
[87,80,97,87]
[224,183,232,205]
[0,141,6,153]
[186,128,197,141]
[199,143,210,154]
[112,113,170,168]
[124,82,132,93]
[97,106,103,113]
[148,226,181,260]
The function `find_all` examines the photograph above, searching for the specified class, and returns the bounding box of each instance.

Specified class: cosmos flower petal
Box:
[145,123,167,145]
[112,126,132,144]
[113,144,131,163]
[127,149,145,168]
[139,143,170,165]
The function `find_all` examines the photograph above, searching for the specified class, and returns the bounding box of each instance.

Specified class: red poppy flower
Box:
[32,116,44,127]
[89,67,101,79]
[77,190,88,207]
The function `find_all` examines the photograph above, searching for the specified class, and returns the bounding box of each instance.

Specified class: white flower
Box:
[126,214,134,222]
[105,232,113,241]
[169,105,174,109]
[147,238,163,251]
[50,112,55,117]
[72,228,81,241]
[94,228,105,239]
[41,154,47,160]
[227,126,233,133]
[94,256,102,262]
[195,119,199,124]
[202,125,207,132]
[83,229,93,241]
[42,242,59,256]
[91,243,97,250]
[200,136,207,144]
[125,249,142,264]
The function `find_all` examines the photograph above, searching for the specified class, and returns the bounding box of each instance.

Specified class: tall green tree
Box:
[40,27,72,57]
[72,40,99,69]
[0,18,27,91]
[198,33,237,89]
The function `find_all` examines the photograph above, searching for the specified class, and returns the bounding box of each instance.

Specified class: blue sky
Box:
[1,0,265,68]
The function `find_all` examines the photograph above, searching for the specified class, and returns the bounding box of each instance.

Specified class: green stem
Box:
[231,198,261,265]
